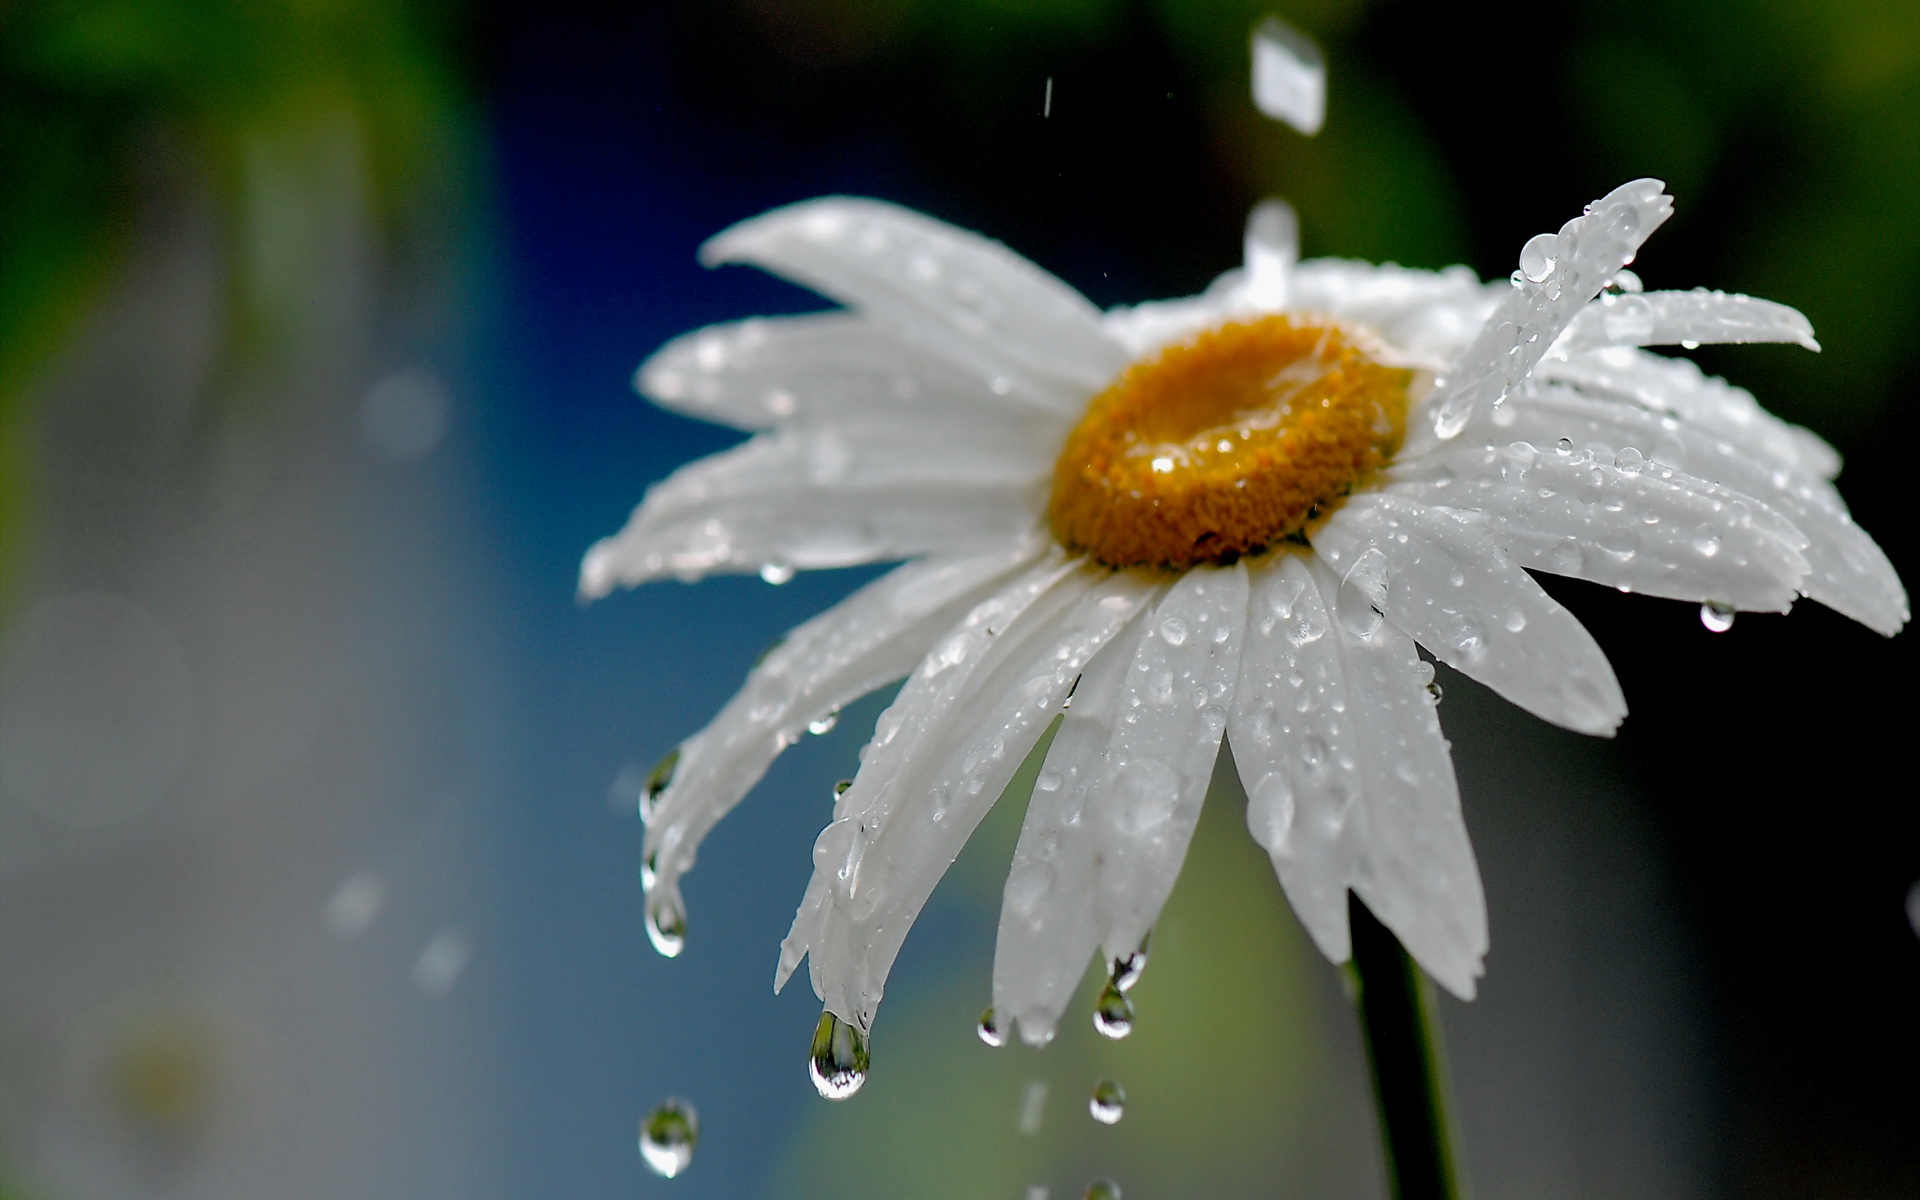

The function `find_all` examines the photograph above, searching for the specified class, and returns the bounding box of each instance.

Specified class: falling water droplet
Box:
[809,1011,870,1100]
[646,893,687,958]
[1092,983,1134,1039]
[1699,602,1736,633]
[1089,1078,1127,1125]
[977,1007,1006,1048]
[1084,1177,1122,1200]
[760,562,795,585]
[639,1098,698,1178]
[1250,16,1325,135]
[808,709,840,736]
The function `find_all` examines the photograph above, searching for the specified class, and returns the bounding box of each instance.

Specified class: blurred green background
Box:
[1,1,1915,1199]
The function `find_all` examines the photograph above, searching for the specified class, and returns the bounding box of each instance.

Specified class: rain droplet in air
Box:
[1089,1078,1127,1125]
[639,1098,698,1178]
[1093,982,1134,1039]
[808,709,840,736]
[1017,1079,1049,1134]
[1084,1177,1123,1200]
[809,1011,870,1100]
[1699,601,1736,633]
[1250,16,1325,135]
[978,1006,1006,1048]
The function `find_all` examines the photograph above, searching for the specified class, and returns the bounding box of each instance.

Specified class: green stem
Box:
[1348,895,1467,1200]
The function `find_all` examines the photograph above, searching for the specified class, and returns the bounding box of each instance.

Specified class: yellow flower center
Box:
[1049,315,1412,569]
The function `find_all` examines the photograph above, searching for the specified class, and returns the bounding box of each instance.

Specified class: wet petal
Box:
[991,615,1152,1047]
[1446,385,1905,633]
[1313,494,1627,735]
[781,556,1156,1032]
[580,432,1044,594]
[1229,554,1485,997]
[1386,439,1812,614]
[1429,179,1675,439]
[643,539,1047,913]
[1536,347,1841,480]
[1090,562,1250,963]
[701,197,1126,411]
[639,312,1072,430]
[1554,288,1819,356]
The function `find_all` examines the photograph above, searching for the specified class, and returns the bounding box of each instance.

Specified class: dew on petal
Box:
[639,1098,698,1178]
[760,562,796,585]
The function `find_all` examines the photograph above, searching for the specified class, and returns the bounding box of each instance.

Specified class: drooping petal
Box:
[642,538,1048,916]
[1228,553,1486,997]
[1536,346,1842,480]
[1089,562,1250,963]
[1450,384,1906,633]
[701,197,1127,411]
[1428,179,1675,439]
[580,432,1045,595]
[781,555,1157,1033]
[1553,288,1819,356]
[638,311,1074,430]
[1385,439,1812,614]
[991,615,1153,1047]
[1313,494,1627,735]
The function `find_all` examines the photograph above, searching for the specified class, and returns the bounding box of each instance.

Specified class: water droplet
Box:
[1089,1078,1127,1125]
[1250,15,1325,135]
[833,778,853,798]
[1084,1177,1122,1200]
[1691,526,1722,558]
[808,709,839,736]
[1093,982,1134,1039]
[1555,437,1573,454]
[1427,680,1444,702]
[760,562,795,585]
[639,1098,698,1178]
[1110,934,1150,992]
[809,1011,870,1100]
[642,747,681,823]
[646,893,687,958]
[1017,1079,1050,1134]
[978,1007,1006,1047]
[1036,769,1063,793]
[1158,616,1189,647]
[1503,608,1528,633]
[1699,601,1736,633]
[1518,232,1558,283]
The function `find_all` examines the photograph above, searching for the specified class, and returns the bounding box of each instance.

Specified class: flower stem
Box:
[1348,895,1467,1200]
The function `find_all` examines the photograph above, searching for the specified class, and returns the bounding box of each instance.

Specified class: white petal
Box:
[1450,385,1905,632]
[1313,494,1627,735]
[1386,440,1812,613]
[991,613,1153,1047]
[1536,347,1842,480]
[700,197,1126,412]
[579,433,1044,594]
[1554,288,1819,356]
[638,311,1072,430]
[1090,562,1250,963]
[1228,554,1486,997]
[1429,179,1675,439]
[783,556,1156,1031]
[643,539,1047,913]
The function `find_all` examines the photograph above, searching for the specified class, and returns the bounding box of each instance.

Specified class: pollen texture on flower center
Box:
[1049,315,1412,569]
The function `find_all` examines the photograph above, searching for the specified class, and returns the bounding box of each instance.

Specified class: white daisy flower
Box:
[583,179,1906,1094]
